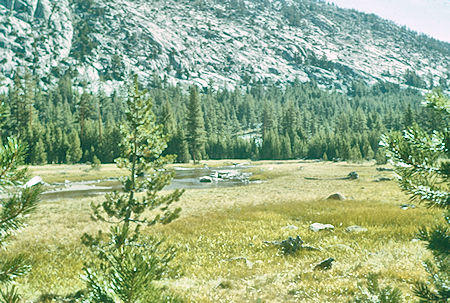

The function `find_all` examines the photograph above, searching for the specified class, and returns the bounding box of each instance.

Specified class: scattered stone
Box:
[374,177,392,182]
[326,192,346,200]
[314,258,335,270]
[24,176,44,188]
[400,204,416,210]
[345,225,368,233]
[199,176,213,183]
[310,223,335,232]
[376,167,394,172]
[282,224,299,230]
[346,171,359,180]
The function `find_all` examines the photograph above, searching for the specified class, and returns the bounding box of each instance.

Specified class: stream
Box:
[41,165,253,200]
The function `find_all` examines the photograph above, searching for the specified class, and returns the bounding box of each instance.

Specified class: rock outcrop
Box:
[0,0,448,91]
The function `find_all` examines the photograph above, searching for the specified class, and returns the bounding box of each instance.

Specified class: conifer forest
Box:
[1,69,445,165]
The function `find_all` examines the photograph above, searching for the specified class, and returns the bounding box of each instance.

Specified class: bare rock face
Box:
[0,0,72,81]
[0,0,448,91]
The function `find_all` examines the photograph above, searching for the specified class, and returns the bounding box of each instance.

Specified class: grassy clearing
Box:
[9,161,442,302]
[28,164,127,183]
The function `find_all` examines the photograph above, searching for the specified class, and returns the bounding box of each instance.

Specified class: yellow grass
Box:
[28,164,127,183]
[7,161,443,302]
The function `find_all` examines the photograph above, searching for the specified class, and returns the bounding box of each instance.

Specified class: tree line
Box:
[0,68,444,165]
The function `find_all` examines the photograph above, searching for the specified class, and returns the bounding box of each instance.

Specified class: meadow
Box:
[8,161,443,302]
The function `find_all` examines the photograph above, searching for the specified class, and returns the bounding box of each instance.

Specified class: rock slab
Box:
[310,223,335,232]
[345,225,368,233]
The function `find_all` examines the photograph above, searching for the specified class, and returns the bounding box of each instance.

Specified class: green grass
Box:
[7,161,441,302]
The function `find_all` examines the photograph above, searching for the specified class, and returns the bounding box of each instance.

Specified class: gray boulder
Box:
[347,171,359,180]
[199,176,213,183]
[327,192,346,200]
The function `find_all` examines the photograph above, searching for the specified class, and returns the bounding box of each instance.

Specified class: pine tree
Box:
[0,112,41,301]
[82,75,183,302]
[185,86,205,164]
[161,100,178,157]
[173,129,190,163]
[381,89,449,302]
[261,102,277,136]
[66,130,82,163]
[22,71,34,134]
[280,134,292,159]
[403,104,414,128]
[77,89,94,147]
[32,137,47,164]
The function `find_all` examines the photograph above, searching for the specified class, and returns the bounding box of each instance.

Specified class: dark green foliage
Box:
[83,75,183,302]
[0,136,41,300]
[404,69,427,89]
[185,86,205,164]
[382,89,449,302]
[353,273,403,303]
[0,66,427,164]
[0,286,21,303]
[382,91,449,208]
[413,219,450,302]
[417,224,449,256]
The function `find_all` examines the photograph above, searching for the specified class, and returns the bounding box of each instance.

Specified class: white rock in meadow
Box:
[310,223,334,232]
[24,176,44,188]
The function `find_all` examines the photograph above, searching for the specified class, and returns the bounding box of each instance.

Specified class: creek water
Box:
[41,166,252,200]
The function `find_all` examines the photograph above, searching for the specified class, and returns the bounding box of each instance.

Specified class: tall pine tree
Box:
[83,75,183,301]
[185,86,205,164]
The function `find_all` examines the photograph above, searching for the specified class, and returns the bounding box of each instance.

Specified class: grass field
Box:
[8,160,443,302]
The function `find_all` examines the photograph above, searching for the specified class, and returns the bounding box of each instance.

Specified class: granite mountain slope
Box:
[0,0,449,90]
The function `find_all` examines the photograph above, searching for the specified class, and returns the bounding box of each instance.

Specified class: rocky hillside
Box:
[0,0,449,91]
